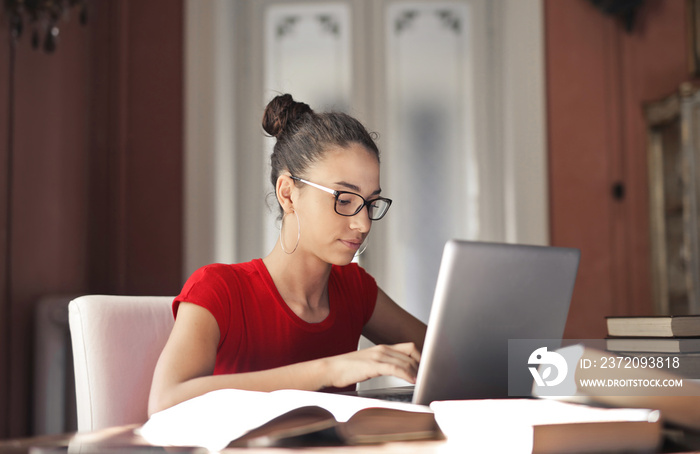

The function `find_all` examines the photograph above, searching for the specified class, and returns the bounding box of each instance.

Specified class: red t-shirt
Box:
[173,259,378,381]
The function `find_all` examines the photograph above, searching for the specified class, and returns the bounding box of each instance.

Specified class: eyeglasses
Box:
[290,176,392,221]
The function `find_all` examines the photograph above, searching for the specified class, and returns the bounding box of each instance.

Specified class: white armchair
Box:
[68,295,174,432]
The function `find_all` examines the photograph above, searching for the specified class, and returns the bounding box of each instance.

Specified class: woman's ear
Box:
[276,175,296,213]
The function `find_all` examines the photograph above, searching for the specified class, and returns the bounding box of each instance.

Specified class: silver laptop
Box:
[355,239,580,404]
[412,239,579,404]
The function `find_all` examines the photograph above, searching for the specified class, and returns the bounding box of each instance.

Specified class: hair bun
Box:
[262,94,313,138]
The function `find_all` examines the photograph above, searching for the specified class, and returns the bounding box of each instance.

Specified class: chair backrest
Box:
[68,295,174,432]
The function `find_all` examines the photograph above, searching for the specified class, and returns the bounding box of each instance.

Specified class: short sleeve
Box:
[173,264,237,349]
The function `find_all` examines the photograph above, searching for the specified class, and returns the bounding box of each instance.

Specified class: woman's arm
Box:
[362,288,428,351]
[148,302,327,415]
[148,301,422,415]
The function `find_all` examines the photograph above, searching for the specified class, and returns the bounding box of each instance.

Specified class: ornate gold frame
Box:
[645,83,700,314]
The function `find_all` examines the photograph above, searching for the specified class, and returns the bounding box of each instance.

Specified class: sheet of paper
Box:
[430,398,659,453]
[138,390,296,451]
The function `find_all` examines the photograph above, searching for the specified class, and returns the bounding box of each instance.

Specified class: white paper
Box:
[137,388,432,451]
[430,398,660,453]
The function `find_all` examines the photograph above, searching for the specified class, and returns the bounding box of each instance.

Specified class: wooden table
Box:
[0,425,449,453]
[3,424,700,453]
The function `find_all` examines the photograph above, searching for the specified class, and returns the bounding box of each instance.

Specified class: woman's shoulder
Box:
[189,259,263,283]
[178,259,266,306]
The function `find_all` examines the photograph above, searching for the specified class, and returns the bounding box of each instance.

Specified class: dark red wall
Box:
[0,0,183,438]
[546,0,689,338]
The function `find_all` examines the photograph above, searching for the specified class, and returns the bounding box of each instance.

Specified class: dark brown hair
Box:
[262,94,380,215]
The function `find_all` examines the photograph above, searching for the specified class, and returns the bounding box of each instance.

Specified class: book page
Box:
[269,389,432,422]
[137,388,432,451]
[138,389,316,450]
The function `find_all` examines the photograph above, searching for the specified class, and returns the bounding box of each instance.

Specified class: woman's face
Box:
[294,143,381,265]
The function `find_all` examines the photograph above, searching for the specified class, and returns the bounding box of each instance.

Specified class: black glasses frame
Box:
[290,176,392,220]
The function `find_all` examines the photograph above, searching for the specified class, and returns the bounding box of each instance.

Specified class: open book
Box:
[137,389,438,451]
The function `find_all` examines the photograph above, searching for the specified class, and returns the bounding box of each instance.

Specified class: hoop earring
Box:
[280,210,300,254]
[355,235,369,257]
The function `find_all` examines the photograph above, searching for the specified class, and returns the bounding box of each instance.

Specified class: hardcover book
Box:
[606,315,700,338]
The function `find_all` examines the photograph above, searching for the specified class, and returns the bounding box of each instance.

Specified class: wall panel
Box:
[0,0,184,438]
[546,0,689,338]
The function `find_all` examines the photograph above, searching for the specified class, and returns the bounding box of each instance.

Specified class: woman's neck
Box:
[262,243,333,322]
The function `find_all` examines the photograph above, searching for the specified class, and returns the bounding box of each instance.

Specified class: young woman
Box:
[148,94,427,415]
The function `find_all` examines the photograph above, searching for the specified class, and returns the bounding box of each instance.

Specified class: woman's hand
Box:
[322,342,421,389]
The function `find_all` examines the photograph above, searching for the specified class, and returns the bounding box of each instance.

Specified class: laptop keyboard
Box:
[369,392,414,403]
[341,385,415,403]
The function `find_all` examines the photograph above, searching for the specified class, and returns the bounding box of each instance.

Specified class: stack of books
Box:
[606,315,700,378]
